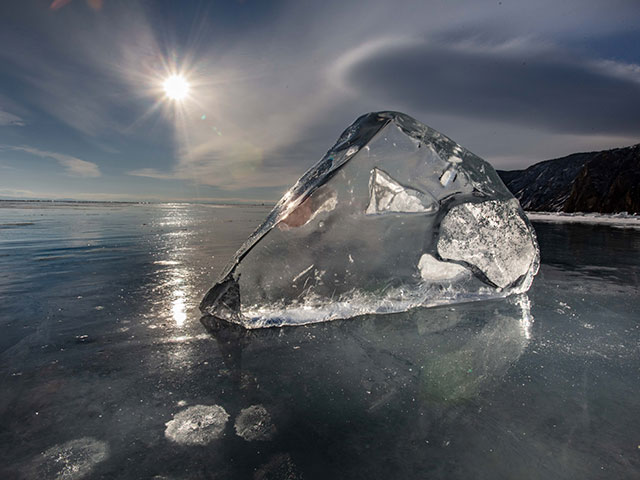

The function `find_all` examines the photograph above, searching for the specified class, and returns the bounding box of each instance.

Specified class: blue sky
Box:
[0,0,638,202]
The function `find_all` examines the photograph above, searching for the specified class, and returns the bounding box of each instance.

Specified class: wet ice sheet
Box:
[0,202,639,479]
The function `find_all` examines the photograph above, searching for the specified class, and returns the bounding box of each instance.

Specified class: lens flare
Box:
[163,74,190,101]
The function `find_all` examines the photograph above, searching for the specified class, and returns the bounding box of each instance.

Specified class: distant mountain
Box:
[497,144,640,213]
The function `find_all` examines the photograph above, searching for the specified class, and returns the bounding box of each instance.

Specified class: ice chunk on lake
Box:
[200,111,539,328]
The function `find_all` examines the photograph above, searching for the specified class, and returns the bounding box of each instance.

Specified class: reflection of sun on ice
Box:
[163,74,190,101]
[172,290,187,326]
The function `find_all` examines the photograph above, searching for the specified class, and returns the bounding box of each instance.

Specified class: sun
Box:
[163,74,190,101]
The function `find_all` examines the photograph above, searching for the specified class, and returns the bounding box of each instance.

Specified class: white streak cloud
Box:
[339,36,640,135]
[9,146,101,177]
[0,109,25,126]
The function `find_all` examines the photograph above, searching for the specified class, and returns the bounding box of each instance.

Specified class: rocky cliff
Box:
[498,144,640,213]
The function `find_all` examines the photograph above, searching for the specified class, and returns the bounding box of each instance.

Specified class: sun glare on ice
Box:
[163,74,190,101]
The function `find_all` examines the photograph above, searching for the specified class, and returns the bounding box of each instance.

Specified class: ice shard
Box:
[200,111,539,328]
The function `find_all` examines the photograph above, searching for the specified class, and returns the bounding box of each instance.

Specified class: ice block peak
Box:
[200,111,539,328]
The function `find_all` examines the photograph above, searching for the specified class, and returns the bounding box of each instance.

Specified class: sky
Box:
[0,0,639,203]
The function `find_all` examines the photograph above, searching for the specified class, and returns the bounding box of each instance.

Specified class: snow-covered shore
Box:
[526,211,640,228]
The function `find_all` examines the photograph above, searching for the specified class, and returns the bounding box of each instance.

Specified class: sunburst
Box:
[163,74,190,101]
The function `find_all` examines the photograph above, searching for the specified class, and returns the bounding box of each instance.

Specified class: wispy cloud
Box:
[127,168,175,180]
[8,146,101,177]
[337,35,640,136]
[127,162,294,191]
[0,109,26,127]
[0,188,40,198]
[50,0,103,11]
[0,2,159,137]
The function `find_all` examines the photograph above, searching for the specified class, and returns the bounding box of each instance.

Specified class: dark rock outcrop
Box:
[498,144,640,213]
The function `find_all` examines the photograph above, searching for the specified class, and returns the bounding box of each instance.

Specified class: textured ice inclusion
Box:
[200,111,539,328]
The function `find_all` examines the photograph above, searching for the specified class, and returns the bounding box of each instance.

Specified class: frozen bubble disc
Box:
[200,111,539,328]
[33,437,109,480]
[165,404,229,446]
[234,405,277,441]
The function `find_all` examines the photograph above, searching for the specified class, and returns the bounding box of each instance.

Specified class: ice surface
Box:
[2,202,639,478]
[200,111,539,328]
[254,453,302,480]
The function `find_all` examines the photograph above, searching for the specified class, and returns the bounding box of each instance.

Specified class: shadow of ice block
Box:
[200,111,539,328]
[201,294,533,411]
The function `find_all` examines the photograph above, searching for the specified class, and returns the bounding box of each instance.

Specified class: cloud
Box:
[9,146,101,177]
[0,3,160,137]
[338,36,640,136]
[0,109,26,127]
[127,168,175,180]
[0,188,39,198]
[127,161,295,191]
[2,0,640,201]
[152,2,640,193]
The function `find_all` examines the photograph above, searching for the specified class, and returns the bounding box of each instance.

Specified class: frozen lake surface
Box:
[1,201,639,479]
